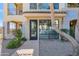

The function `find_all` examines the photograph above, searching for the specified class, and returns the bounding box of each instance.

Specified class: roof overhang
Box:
[23,11,66,18]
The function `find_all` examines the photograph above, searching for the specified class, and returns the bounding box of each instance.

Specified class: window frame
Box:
[29,3,50,11]
[8,3,16,15]
[30,3,38,10]
[67,3,79,8]
[54,3,59,10]
[38,3,50,10]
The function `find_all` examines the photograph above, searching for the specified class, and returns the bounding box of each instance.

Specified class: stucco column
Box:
[22,17,29,41]
[61,18,64,29]
[16,22,20,30]
[59,4,62,12]
[22,21,25,38]
[58,18,62,40]
[75,9,79,43]
[59,18,63,29]
[75,20,79,43]
[3,3,8,16]
[50,3,55,28]
[3,21,8,39]
[3,3,8,39]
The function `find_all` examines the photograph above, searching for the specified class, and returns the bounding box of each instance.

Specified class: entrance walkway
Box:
[1,39,73,56]
[1,39,17,56]
[12,40,39,56]
[0,40,2,56]
[39,39,73,56]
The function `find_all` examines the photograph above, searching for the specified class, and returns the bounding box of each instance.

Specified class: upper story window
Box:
[30,3,50,10]
[38,3,50,9]
[54,3,59,9]
[29,3,59,11]
[8,3,16,15]
[30,3,37,9]
[8,3,23,15]
[68,3,79,8]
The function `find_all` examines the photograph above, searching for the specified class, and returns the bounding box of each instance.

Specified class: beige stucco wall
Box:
[23,18,30,41]
[75,22,79,42]
[3,15,27,39]
[3,3,66,40]
[4,16,63,40]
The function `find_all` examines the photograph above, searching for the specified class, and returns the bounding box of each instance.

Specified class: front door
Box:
[30,20,38,40]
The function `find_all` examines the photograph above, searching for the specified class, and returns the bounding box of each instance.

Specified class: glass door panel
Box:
[30,20,37,40]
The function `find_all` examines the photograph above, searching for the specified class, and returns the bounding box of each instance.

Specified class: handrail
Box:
[49,3,79,55]
[52,27,79,55]
[52,28,79,46]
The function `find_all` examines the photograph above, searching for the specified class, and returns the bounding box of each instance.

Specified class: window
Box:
[8,3,23,15]
[38,3,50,9]
[8,22,16,34]
[68,3,79,8]
[8,22,22,34]
[30,3,50,10]
[8,3,16,15]
[30,3,37,9]
[54,3,59,9]
[55,19,59,28]
[9,23,16,30]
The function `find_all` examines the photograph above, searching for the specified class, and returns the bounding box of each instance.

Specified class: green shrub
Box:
[70,27,75,38]
[21,37,27,41]
[61,29,69,41]
[15,29,22,40]
[6,38,21,49]
[61,29,69,34]
[6,29,23,49]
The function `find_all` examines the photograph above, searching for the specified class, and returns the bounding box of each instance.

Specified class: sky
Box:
[0,3,15,27]
[0,3,3,27]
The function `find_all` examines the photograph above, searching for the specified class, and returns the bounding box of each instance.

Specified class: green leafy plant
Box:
[6,29,25,49]
[6,38,21,49]
[61,29,69,34]
[15,29,22,40]
[70,26,75,38]
[21,37,27,41]
[61,29,69,41]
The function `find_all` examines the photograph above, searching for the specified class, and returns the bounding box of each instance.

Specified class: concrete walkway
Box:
[0,40,2,56]
[1,39,17,56]
[39,39,73,56]
[0,33,17,56]
[12,39,73,56]
[0,39,73,56]
[12,40,39,56]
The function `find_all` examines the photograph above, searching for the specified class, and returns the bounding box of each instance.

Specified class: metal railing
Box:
[51,27,79,55]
